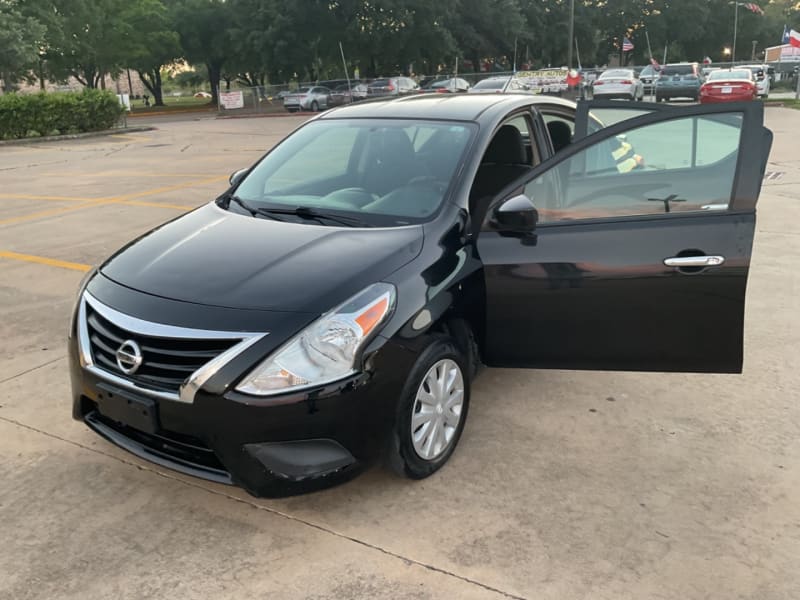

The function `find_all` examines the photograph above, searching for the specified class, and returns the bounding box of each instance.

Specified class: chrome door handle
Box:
[664,255,725,267]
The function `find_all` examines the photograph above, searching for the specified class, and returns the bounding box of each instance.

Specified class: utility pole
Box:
[566,0,575,68]
[751,40,757,61]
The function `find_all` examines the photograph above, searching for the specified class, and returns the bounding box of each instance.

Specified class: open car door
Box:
[478,101,772,373]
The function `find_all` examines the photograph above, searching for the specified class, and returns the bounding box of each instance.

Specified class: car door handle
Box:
[664,255,725,267]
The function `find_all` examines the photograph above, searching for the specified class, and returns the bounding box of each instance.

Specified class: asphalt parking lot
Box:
[1,107,798,599]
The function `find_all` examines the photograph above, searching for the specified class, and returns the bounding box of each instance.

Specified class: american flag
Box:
[739,2,764,15]
[622,37,634,52]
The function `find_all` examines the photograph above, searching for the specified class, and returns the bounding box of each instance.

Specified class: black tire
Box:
[310,100,319,112]
[386,336,470,480]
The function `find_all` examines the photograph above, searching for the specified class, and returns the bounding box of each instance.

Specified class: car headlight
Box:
[236,282,396,396]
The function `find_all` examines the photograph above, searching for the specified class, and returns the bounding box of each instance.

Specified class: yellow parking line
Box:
[0,193,91,203]
[118,200,196,210]
[0,250,91,272]
[40,172,215,178]
[0,175,227,226]
[112,175,228,200]
[0,200,106,226]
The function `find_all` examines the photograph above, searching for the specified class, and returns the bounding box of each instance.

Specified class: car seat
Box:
[468,125,533,227]
[547,120,572,153]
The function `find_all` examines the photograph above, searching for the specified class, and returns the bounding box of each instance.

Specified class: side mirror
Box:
[493,194,538,233]
[229,168,248,186]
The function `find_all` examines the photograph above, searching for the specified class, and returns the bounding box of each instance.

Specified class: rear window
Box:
[600,70,633,79]
[662,65,695,77]
[472,79,507,90]
[370,79,390,87]
[294,87,311,94]
[708,70,751,81]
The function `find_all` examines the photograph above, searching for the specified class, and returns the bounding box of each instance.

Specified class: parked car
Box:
[638,64,660,94]
[591,68,645,101]
[468,76,529,93]
[69,93,771,497]
[655,62,701,102]
[193,91,212,99]
[738,64,771,98]
[283,86,332,112]
[366,77,420,97]
[328,83,369,106]
[422,78,471,93]
[700,68,757,103]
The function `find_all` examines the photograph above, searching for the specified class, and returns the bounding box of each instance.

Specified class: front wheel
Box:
[386,337,470,479]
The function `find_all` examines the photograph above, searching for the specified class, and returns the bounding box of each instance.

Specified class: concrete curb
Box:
[216,111,314,120]
[128,108,216,118]
[0,126,155,146]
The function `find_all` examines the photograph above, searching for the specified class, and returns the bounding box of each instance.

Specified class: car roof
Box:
[319,93,576,122]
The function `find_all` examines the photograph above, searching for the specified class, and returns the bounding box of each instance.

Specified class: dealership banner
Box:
[220,91,245,109]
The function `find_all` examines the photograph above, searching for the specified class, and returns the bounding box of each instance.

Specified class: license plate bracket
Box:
[96,383,159,434]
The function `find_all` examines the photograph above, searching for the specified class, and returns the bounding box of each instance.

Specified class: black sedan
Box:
[69,94,771,497]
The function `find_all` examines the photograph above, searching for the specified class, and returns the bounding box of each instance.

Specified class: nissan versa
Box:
[69,94,771,497]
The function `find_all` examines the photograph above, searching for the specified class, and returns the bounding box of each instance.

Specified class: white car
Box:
[283,86,332,112]
[739,64,771,98]
[592,68,645,101]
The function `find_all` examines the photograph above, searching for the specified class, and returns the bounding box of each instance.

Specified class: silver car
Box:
[592,69,645,101]
[283,86,331,112]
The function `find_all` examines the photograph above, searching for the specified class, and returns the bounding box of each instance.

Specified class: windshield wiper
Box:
[256,206,371,227]
[218,192,285,221]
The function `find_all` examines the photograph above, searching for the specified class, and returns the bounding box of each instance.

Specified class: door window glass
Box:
[523,113,743,223]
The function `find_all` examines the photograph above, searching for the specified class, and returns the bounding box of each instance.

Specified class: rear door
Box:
[477,101,772,373]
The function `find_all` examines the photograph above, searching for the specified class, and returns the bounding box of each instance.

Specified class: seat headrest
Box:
[482,124,526,165]
[547,120,572,153]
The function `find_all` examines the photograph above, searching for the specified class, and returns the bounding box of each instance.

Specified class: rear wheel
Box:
[310,100,319,112]
[386,336,470,479]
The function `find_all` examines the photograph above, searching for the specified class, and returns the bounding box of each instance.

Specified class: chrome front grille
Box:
[78,292,266,403]
[86,305,238,394]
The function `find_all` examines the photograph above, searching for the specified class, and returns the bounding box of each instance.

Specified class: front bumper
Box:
[71,337,416,496]
[68,280,419,497]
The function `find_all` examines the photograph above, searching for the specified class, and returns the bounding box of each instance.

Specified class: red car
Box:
[700,69,757,103]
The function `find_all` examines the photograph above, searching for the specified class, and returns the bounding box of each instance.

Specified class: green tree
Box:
[127,0,182,105]
[172,0,234,102]
[0,3,46,92]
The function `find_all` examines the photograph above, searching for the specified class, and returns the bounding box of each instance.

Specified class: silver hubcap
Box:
[411,359,465,461]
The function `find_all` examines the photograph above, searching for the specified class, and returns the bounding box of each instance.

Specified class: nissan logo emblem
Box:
[115,340,143,375]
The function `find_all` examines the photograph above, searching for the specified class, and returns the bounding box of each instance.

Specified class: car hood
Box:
[101,203,424,313]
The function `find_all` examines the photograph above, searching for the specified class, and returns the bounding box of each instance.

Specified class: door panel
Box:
[480,213,754,372]
[479,101,771,373]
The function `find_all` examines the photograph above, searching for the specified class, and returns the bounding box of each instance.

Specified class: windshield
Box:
[232,119,476,226]
[708,70,750,81]
[472,78,507,90]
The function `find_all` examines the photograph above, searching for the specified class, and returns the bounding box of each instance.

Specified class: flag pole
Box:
[645,30,654,61]
[339,42,351,96]
[575,37,582,70]
[732,1,739,65]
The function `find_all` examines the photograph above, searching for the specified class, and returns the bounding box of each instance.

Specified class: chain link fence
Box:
[213,70,589,116]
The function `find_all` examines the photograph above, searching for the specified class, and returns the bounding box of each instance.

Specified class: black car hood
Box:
[101,203,424,313]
